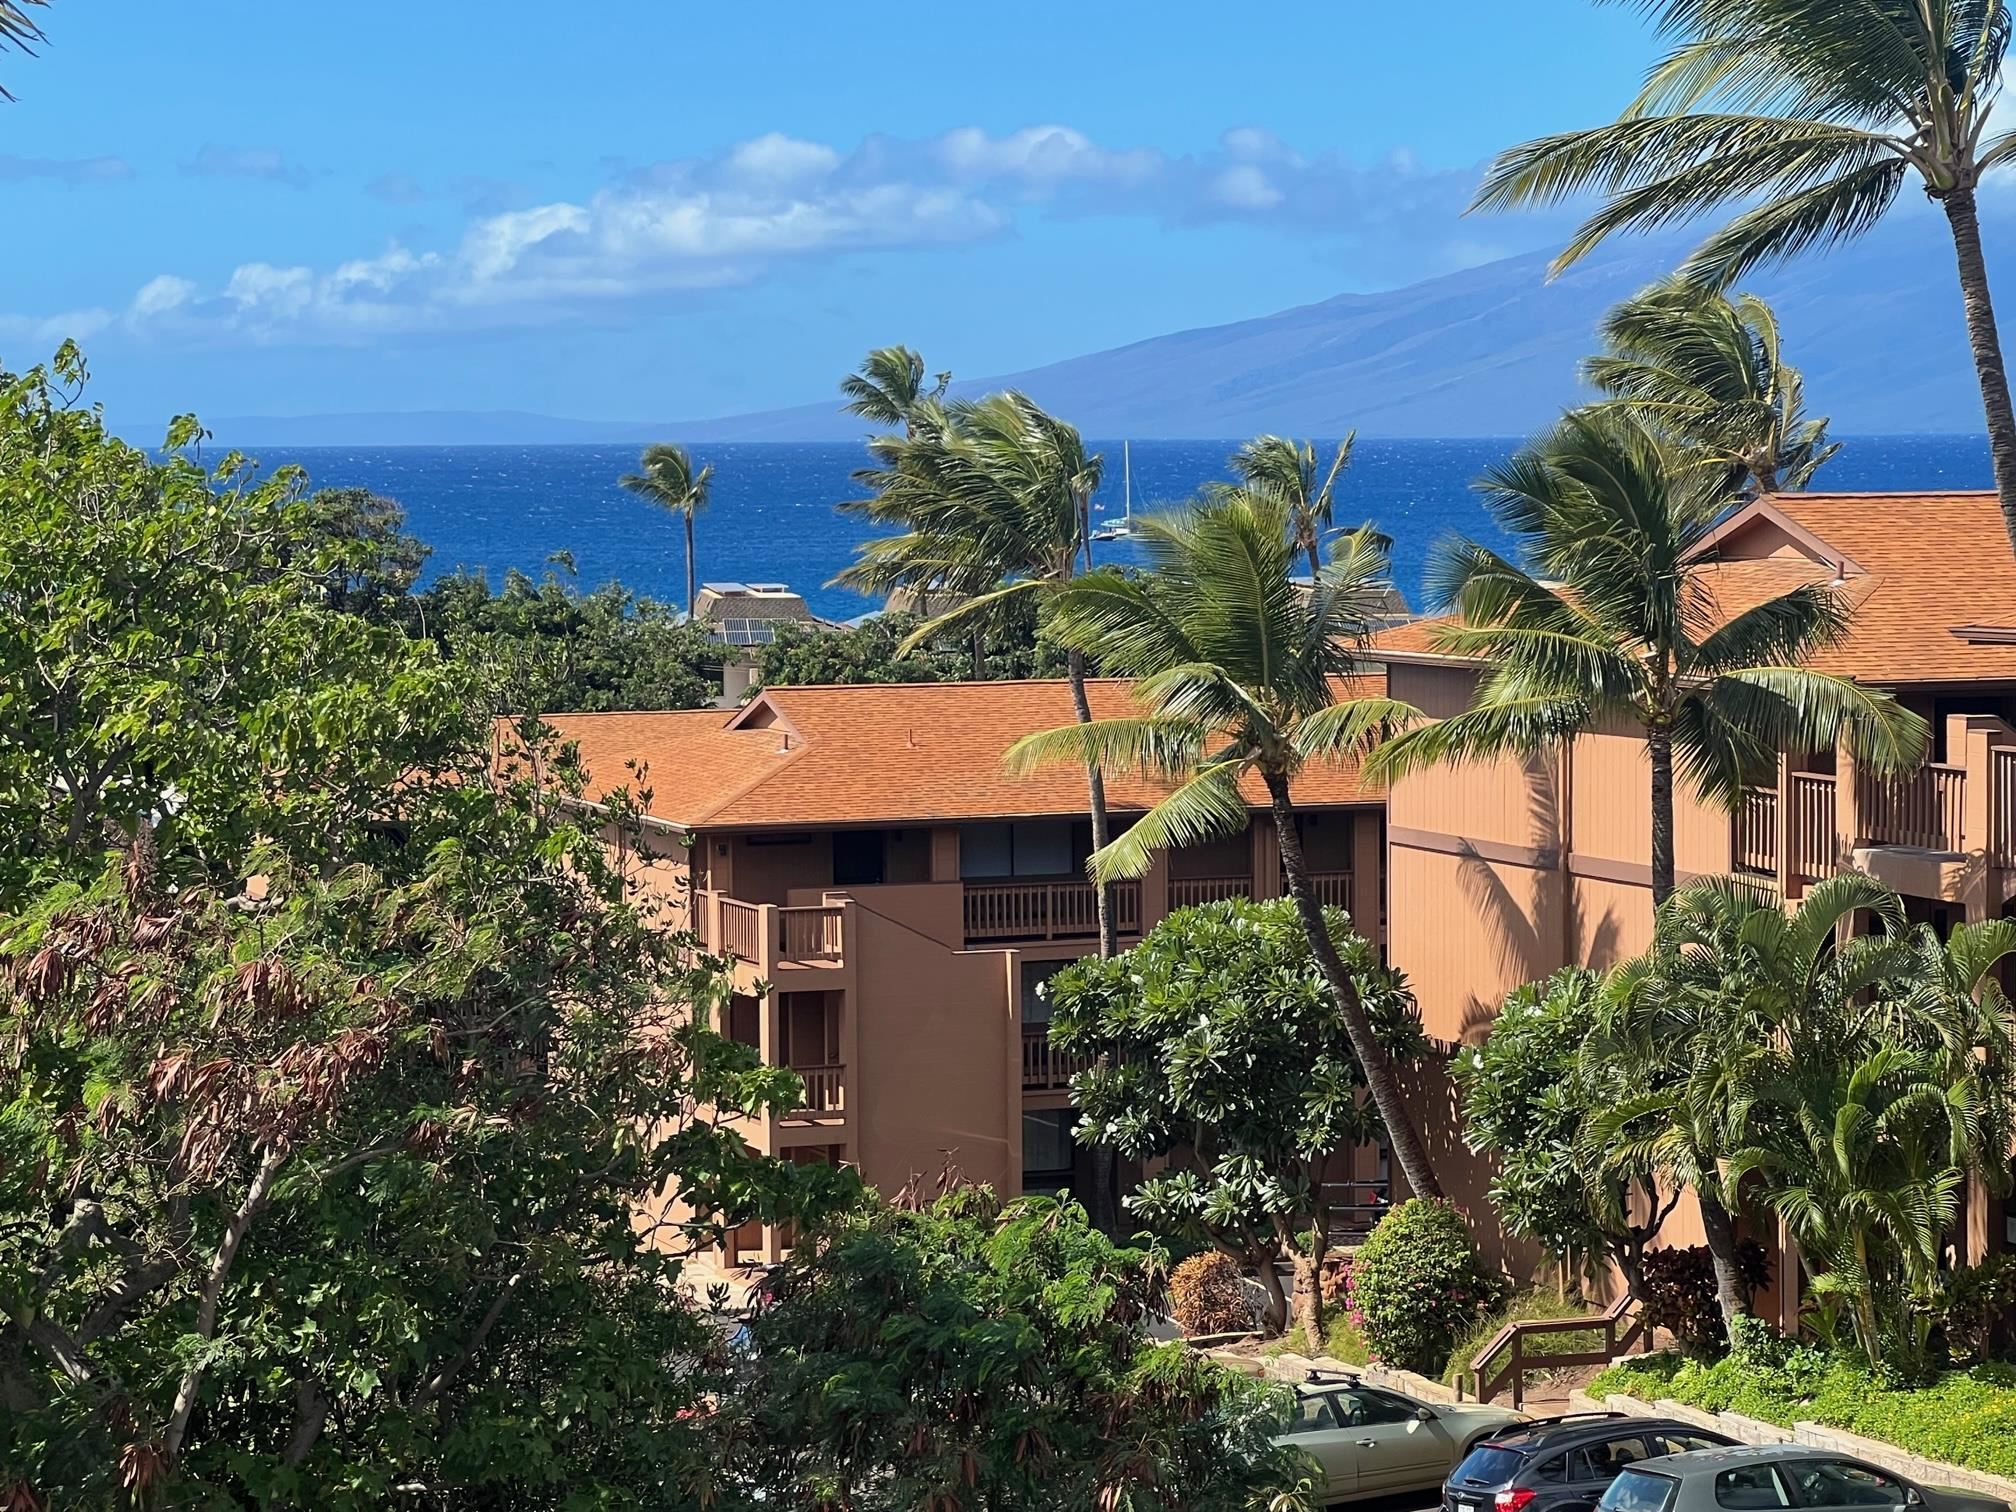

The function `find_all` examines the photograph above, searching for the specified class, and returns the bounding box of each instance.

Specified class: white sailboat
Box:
[1091,440,1132,542]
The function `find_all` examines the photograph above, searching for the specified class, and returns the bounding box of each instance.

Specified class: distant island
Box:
[211,216,2001,448]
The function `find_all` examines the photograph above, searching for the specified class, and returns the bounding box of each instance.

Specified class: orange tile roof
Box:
[529,677,1385,830]
[1370,492,2016,688]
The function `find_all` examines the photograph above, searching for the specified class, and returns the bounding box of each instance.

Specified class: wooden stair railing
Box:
[1459,1291,1646,1411]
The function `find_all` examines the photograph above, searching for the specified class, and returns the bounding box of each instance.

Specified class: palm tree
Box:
[839,345,950,433]
[1003,490,1446,1200]
[1222,434,1356,577]
[1368,408,1926,908]
[1474,0,2016,553]
[1,0,45,100]
[1585,278,1838,494]
[834,392,1123,956]
[618,444,714,619]
[1590,874,1906,1332]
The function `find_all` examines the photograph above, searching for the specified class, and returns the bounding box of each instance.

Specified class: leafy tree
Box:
[1475,0,2016,553]
[412,568,721,714]
[838,391,1124,961]
[1369,406,1924,906]
[1585,278,1838,494]
[1005,489,1443,1202]
[1222,434,1355,577]
[716,1185,1312,1511]
[1347,1199,1504,1375]
[295,485,431,623]
[839,344,950,432]
[1048,897,1425,1341]
[1454,968,1676,1300]
[619,442,714,617]
[0,347,855,1506]
[755,602,1070,688]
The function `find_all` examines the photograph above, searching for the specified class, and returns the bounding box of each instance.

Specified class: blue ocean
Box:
[264,436,1997,621]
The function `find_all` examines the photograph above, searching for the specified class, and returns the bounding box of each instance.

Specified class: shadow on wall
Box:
[1393,1053,1549,1282]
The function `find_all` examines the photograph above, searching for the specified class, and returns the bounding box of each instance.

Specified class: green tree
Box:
[837,392,1124,958]
[0,347,854,1505]
[619,442,714,617]
[1369,407,1925,907]
[1004,489,1444,1202]
[1475,0,2016,553]
[1223,434,1356,577]
[839,343,950,431]
[296,485,431,623]
[1454,968,1676,1300]
[1585,278,1838,494]
[717,1185,1312,1511]
[754,601,1069,688]
[1046,898,1425,1341]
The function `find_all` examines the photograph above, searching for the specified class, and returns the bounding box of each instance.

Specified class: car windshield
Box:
[1601,1469,1679,1512]
[1452,1445,1527,1487]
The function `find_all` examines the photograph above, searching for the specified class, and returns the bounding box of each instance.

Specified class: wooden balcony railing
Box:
[964,878,1141,942]
[787,1063,845,1115]
[1460,1291,1646,1411]
[1307,870,1353,913]
[777,905,844,962]
[1733,785,1779,876]
[1789,772,1838,883]
[719,898,763,961]
[1996,748,2016,867]
[1021,1027,1087,1091]
[1168,875,1251,910]
[1858,762,1966,852]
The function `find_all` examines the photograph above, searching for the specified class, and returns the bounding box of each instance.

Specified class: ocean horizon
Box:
[259,434,1999,621]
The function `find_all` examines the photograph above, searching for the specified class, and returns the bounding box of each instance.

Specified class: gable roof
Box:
[527,677,1385,830]
[1371,490,2016,687]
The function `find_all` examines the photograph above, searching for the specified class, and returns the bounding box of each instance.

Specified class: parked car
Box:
[1276,1371,1530,1505]
[1594,1444,2011,1512]
[1443,1413,1737,1512]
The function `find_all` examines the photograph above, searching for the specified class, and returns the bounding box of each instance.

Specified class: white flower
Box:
[1472,1050,1485,1068]
[1033,980,1048,999]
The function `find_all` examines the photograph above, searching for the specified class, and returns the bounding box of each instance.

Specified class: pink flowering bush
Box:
[1345,1199,1507,1374]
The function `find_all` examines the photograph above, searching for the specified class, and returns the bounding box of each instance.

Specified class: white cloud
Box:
[47,124,1525,346]
[0,154,133,184]
[0,308,113,350]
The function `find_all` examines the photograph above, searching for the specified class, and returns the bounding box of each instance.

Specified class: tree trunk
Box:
[1292,1213,1329,1348]
[1265,768,1442,1200]
[684,510,697,619]
[1306,537,1322,580]
[971,626,985,680]
[1253,1246,1290,1336]
[1648,724,1676,910]
[1067,649,1118,960]
[1941,187,2016,555]
[1696,1188,1751,1339]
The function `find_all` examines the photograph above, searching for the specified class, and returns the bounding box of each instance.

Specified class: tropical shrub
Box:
[1170,1252,1256,1337]
[1640,1242,1771,1357]
[1939,1256,2016,1367]
[1347,1199,1506,1374]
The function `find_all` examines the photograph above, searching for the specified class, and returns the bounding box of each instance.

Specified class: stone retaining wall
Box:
[1569,1389,2016,1503]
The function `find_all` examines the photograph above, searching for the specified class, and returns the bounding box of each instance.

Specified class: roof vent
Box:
[1951,624,2016,645]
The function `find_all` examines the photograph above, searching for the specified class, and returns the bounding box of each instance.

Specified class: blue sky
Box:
[0,2,1661,428]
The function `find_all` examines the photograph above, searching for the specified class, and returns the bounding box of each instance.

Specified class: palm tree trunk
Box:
[1264,767,1442,1200]
[1648,724,1676,909]
[1067,649,1118,961]
[971,626,985,680]
[1696,1188,1751,1339]
[684,511,696,619]
[1941,187,2016,555]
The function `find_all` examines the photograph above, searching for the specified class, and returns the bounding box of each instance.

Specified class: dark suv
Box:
[1444,1413,1737,1512]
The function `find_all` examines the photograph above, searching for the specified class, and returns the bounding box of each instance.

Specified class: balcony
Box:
[1021,1026,1087,1092]
[713,896,846,966]
[1998,749,2016,868]
[1733,785,1778,877]
[1858,763,1966,853]
[963,878,1141,943]
[1307,870,1354,912]
[786,1063,846,1117]
[1789,772,1838,883]
[1168,874,1251,910]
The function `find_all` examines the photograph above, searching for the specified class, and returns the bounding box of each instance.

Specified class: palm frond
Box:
[1088,763,1252,882]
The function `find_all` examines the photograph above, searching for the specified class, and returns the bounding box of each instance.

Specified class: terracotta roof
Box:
[528,677,1385,830]
[1370,492,2016,687]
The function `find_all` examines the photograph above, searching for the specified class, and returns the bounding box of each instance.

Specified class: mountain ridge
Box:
[208,217,2007,446]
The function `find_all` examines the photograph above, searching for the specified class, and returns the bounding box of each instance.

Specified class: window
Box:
[1451,1445,1527,1487]
[832,829,885,887]
[1531,1456,1568,1485]
[1282,1392,1342,1435]
[1786,1461,1908,1509]
[1649,1433,1725,1457]
[1571,1438,1652,1481]
[1021,958,1075,1026]
[960,820,1075,879]
[1022,1108,1075,1180]
[1715,1465,1795,1510]
[1329,1388,1416,1427]
[1601,1470,1679,1512]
